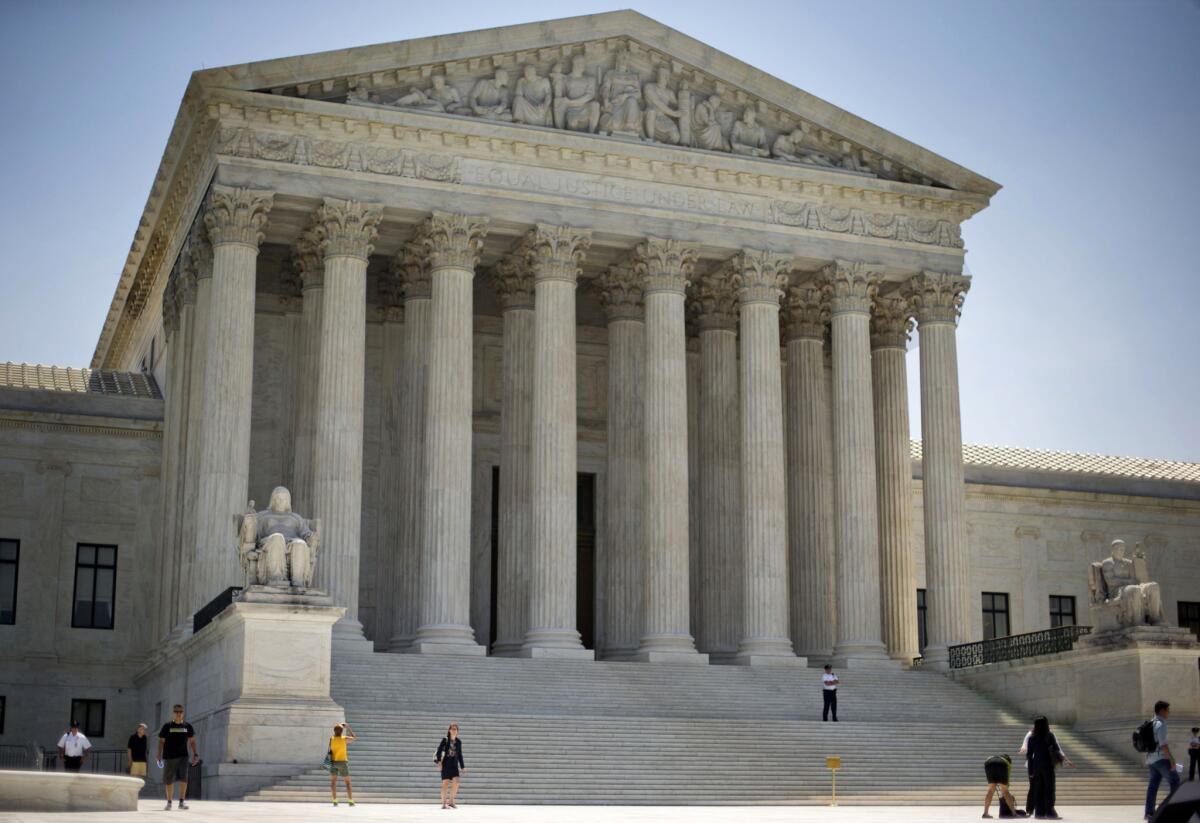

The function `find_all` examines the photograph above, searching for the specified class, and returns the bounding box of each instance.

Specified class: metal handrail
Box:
[949,625,1092,669]
[193,586,242,634]
[41,747,130,774]
[0,744,39,770]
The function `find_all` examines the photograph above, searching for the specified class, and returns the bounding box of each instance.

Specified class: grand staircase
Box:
[246,647,1144,805]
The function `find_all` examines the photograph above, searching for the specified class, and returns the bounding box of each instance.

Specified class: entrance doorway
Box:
[489,469,597,651]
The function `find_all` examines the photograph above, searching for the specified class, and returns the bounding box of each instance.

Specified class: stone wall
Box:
[0,387,162,753]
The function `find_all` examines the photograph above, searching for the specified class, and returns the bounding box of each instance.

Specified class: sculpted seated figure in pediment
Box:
[512,64,553,127]
[598,50,643,137]
[642,65,682,145]
[730,107,770,158]
[1088,539,1165,631]
[693,94,730,152]
[772,128,836,167]
[551,58,601,133]
[236,486,320,589]
[469,69,513,121]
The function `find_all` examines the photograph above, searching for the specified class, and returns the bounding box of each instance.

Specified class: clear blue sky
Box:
[1,0,1197,461]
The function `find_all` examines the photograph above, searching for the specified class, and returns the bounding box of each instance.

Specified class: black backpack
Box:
[1133,719,1157,753]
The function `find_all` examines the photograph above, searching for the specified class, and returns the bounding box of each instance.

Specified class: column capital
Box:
[635,237,697,295]
[424,211,489,271]
[820,259,883,315]
[733,249,794,306]
[522,223,591,283]
[783,283,829,341]
[393,224,433,300]
[595,260,644,321]
[492,253,536,311]
[316,198,383,261]
[870,295,914,350]
[905,270,971,324]
[203,185,274,248]
[183,218,213,283]
[291,227,324,291]
[691,265,739,331]
[162,266,181,334]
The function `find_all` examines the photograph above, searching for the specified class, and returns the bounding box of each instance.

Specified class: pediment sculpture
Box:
[1087,539,1165,631]
[332,39,937,186]
[235,486,320,589]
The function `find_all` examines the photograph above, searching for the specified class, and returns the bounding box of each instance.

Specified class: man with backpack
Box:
[1143,699,1180,820]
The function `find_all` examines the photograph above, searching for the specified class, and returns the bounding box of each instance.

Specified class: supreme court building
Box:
[2,12,1198,788]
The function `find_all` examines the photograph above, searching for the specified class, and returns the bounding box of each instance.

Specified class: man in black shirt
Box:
[157,704,198,810]
[127,722,149,777]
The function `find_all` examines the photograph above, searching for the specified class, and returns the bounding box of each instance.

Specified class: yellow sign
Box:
[825,756,841,770]
[826,756,841,807]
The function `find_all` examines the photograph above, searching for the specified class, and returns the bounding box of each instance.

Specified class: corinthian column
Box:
[389,230,433,651]
[156,262,185,641]
[190,185,272,617]
[693,266,741,661]
[309,198,383,639]
[871,295,919,663]
[521,224,595,659]
[375,268,405,649]
[412,212,489,655]
[783,283,835,660]
[733,250,800,666]
[491,251,536,656]
[596,260,645,660]
[906,271,972,669]
[289,228,324,518]
[825,260,890,666]
[635,238,705,663]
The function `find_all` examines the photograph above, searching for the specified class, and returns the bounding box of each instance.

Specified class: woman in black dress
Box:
[435,723,466,809]
[1026,715,1062,819]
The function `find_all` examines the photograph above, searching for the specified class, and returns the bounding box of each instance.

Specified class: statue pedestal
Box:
[136,589,345,799]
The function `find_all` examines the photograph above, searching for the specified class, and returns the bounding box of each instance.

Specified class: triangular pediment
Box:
[195,11,998,196]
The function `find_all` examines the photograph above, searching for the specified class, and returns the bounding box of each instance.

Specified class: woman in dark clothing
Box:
[435,723,466,810]
[1026,716,1062,820]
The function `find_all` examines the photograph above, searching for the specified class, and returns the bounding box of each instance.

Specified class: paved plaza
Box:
[0,801,1149,823]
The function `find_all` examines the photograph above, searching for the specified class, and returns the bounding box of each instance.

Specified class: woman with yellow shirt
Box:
[329,722,356,806]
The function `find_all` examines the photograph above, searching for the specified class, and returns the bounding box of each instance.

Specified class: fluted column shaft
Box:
[827,261,889,664]
[637,238,702,661]
[493,259,536,656]
[190,186,272,617]
[694,270,742,660]
[389,244,432,651]
[597,263,644,659]
[375,301,404,647]
[783,284,835,659]
[871,297,919,663]
[177,257,211,631]
[310,199,381,636]
[290,230,324,518]
[522,224,593,658]
[909,271,973,668]
[734,251,798,665]
[157,272,187,641]
[413,213,488,654]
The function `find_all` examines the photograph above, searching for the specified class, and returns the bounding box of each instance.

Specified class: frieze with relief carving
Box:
[281,38,937,187]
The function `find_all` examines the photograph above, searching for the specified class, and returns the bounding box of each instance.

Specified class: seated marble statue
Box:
[511,64,553,127]
[692,94,729,152]
[642,65,682,144]
[1088,539,1165,630]
[730,108,771,157]
[551,58,600,133]
[598,50,643,137]
[393,74,465,114]
[468,69,513,121]
[235,486,320,589]
[772,128,836,166]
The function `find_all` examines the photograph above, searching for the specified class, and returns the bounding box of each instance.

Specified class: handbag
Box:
[321,748,333,771]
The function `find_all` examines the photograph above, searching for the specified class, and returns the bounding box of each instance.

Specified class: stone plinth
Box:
[949,625,1200,764]
[0,771,143,812]
[136,589,347,799]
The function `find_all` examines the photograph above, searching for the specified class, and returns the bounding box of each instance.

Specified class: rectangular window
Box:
[982,592,1010,640]
[1179,601,1200,641]
[0,539,17,624]
[1049,595,1076,628]
[72,544,117,630]
[916,588,928,653]
[70,699,105,738]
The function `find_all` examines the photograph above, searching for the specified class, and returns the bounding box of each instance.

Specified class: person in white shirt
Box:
[821,665,839,722]
[1188,726,1199,782]
[57,721,92,772]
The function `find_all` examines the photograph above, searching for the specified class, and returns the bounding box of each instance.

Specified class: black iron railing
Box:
[41,748,129,774]
[0,744,40,770]
[949,625,1092,669]
[192,586,242,635]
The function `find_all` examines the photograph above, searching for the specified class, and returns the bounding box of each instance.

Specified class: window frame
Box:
[70,698,106,738]
[981,591,1011,640]
[1049,594,1076,628]
[71,543,118,630]
[1178,601,1200,641]
[0,538,18,625]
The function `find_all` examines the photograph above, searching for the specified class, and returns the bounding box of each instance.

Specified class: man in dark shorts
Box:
[982,753,1025,818]
[56,721,91,772]
[157,704,198,810]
